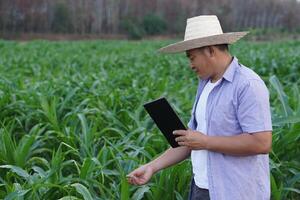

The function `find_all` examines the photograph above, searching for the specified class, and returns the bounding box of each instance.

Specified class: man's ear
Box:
[203,46,215,57]
[208,46,216,57]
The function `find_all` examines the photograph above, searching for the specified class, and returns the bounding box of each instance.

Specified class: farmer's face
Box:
[186,48,215,79]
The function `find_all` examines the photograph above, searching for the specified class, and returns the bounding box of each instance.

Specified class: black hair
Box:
[186,44,229,58]
[215,44,229,51]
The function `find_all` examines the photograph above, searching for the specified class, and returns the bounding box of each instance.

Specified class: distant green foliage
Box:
[51,3,73,33]
[120,18,145,40]
[0,40,299,199]
[142,14,167,35]
[120,14,167,39]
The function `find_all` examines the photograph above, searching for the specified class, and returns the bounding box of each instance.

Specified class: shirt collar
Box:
[198,56,239,84]
[222,56,239,83]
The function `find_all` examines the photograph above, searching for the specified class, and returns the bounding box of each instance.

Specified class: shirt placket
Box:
[205,82,222,135]
[206,81,223,200]
[191,79,209,129]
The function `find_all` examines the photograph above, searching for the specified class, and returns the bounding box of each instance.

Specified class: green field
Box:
[0,40,299,199]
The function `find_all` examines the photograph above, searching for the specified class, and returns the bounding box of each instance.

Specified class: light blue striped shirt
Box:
[188,57,272,200]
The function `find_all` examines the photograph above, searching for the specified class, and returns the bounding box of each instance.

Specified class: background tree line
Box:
[0,0,299,39]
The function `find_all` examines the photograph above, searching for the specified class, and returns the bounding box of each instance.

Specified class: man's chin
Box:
[197,73,208,79]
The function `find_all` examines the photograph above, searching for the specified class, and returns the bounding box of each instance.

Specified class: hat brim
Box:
[158,31,248,53]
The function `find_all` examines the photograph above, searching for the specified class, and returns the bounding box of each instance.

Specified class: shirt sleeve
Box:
[237,79,272,133]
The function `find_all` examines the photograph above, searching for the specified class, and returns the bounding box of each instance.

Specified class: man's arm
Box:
[127,146,191,185]
[174,130,272,156]
[206,131,272,156]
[148,146,191,173]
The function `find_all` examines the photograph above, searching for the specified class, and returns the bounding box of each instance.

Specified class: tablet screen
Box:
[143,97,186,148]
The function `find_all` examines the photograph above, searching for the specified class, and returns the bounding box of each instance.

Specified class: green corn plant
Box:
[0,40,299,199]
[269,75,300,200]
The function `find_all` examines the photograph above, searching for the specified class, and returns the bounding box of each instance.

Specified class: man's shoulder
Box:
[233,63,269,94]
[235,64,262,82]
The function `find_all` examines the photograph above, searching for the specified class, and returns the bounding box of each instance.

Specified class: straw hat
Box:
[158,15,248,53]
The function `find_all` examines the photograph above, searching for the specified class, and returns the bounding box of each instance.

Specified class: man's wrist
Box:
[146,162,158,174]
[205,135,212,151]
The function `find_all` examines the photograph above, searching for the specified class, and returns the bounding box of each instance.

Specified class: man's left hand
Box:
[173,129,209,150]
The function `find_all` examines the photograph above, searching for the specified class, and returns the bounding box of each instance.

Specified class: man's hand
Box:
[127,164,154,185]
[173,129,209,150]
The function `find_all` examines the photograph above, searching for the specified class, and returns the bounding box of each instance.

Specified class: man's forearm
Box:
[147,146,191,174]
[206,132,272,156]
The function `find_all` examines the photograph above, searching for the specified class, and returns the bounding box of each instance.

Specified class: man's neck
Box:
[210,54,233,83]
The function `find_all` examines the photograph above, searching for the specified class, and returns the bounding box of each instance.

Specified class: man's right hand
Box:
[126,164,155,185]
[126,146,191,186]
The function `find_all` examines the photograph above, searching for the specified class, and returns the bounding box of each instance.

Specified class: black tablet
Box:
[143,97,186,148]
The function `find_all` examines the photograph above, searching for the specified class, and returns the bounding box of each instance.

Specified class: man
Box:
[127,15,272,200]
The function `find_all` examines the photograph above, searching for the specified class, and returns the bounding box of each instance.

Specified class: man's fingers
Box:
[131,177,137,185]
[126,174,135,178]
[127,174,138,185]
[175,136,186,142]
[173,130,187,136]
[178,142,187,146]
[127,175,142,185]
[127,176,133,184]
[133,177,141,185]
[135,178,143,185]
